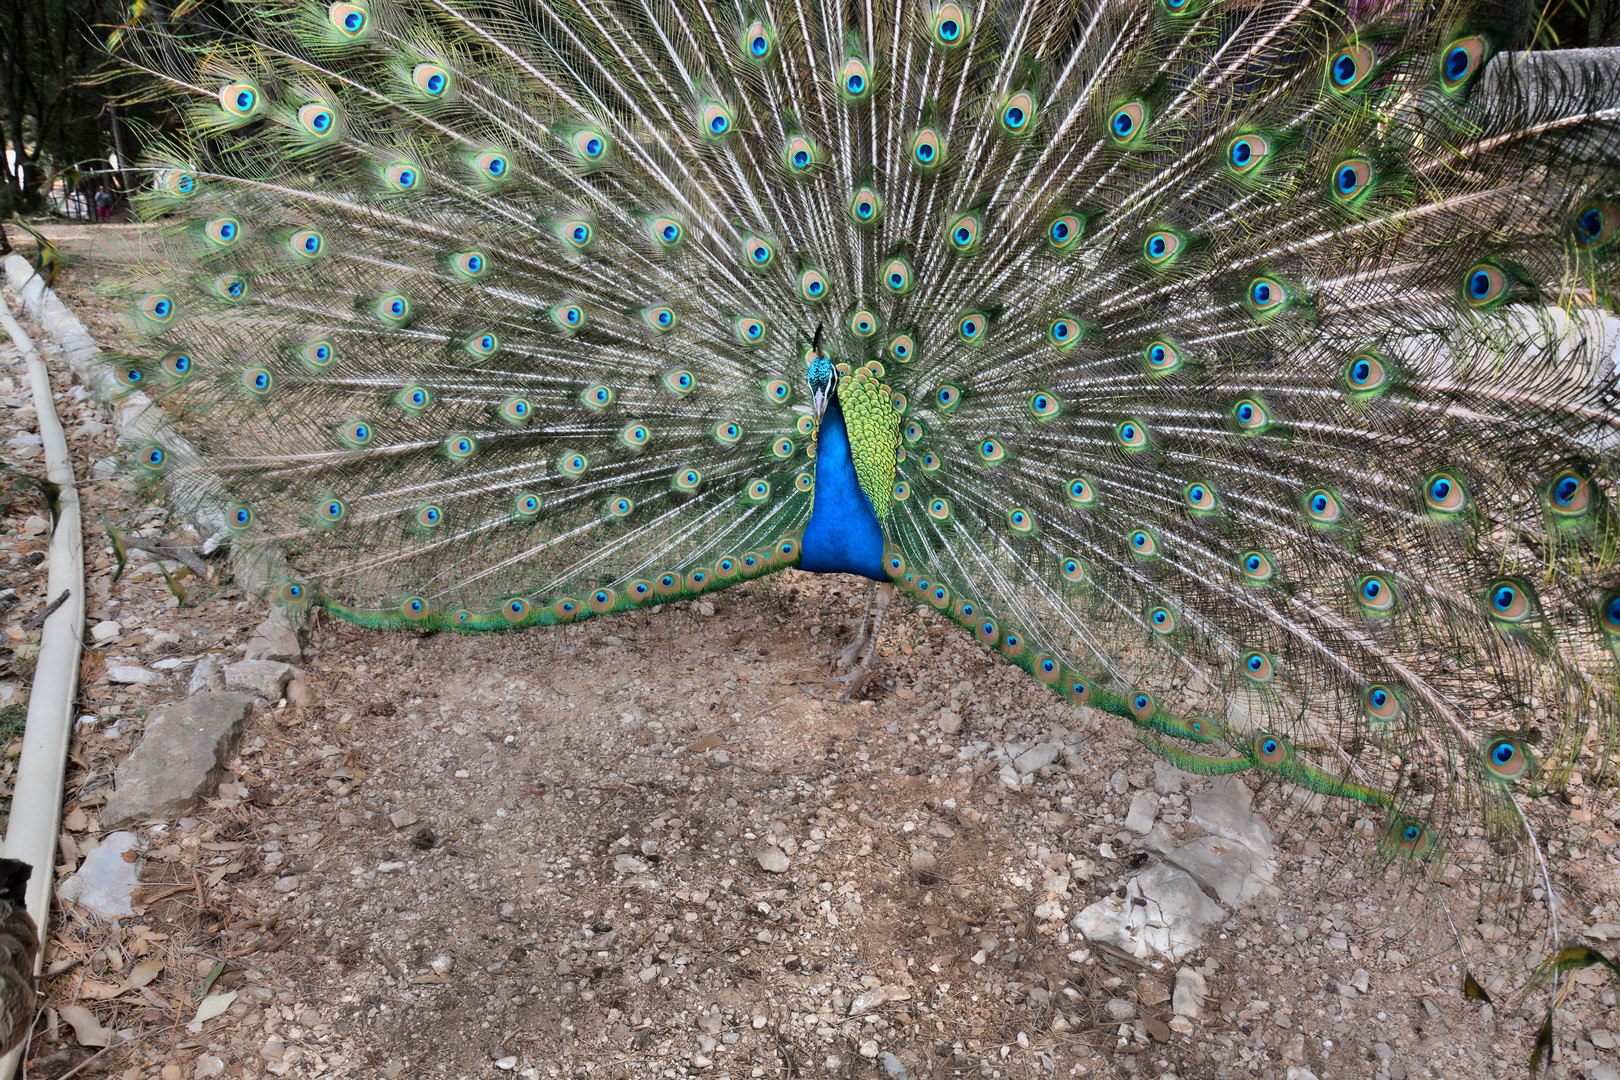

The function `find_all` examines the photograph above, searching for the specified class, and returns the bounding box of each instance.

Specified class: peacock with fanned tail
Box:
[108,0,1618,995]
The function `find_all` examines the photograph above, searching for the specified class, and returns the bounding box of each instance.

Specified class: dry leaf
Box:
[77,979,126,1001]
[57,1004,111,1047]
[63,806,89,831]
[205,862,245,888]
[129,959,164,987]
[192,990,238,1027]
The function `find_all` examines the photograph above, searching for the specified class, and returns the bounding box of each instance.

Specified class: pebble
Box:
[858,1039,879,1059]
[431,954,454,975]
[389,809,421,829]
[494,1057,518,1071]
[274,875,300,893]
[90,619,121,643]
[193,1056,225,1079]
[938,710,962,735]
[106,664,158,685]
[756,845,791,873]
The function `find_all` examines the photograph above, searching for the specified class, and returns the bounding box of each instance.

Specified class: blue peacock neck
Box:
[800,395,888,580]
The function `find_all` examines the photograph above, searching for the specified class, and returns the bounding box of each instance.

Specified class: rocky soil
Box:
[2,223,1618,1080]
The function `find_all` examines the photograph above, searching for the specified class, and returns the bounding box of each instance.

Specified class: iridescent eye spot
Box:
[664,369,696,396]
[1602,591,1620,636]
[1061,557,1085,583]
[558,451,588,476]
[571,129,609,162]
[1242,651,1273,682]
[849,309,878,337]
[1067,478,1095,507]
[701,101,733,137]
[227,503,253,530]
[1129,693,1155,721]
[242,366,273,395]
[999,631,1023,657]
[553,304,586,332]
[748,480,772,502]
[1253,733,1287,766]
[958,313,985,342]
[999,91,1034,135]
[1108,101,1146,143]
[219,82,259,116]
[373,294,409,323]
[840,57,871,99]
[772,438,794,459]
[715,421,743,445]
[1147,606,1175,633]
[446,435,476,460]
[117,366,143,389]
[978,438,1005,464]
[1384,818,1436,859]
[1232,398,1270,431]
[140,445,166,470]
[160,171,198,198]
[1356,574,1396,613]
[975,618,998,644]
[413,64,450,97]
[1248,277,1285,312]
[214,275,247,301]
[948,212,980,252]
[643,306,678,332]
[607,496,634,518]
[501,397,533,424]
[503,598,529,623]
[467,332,499,358]
[1240,549,1275,582]
[882,257,913,294]
[1143,230,1181,264]
[1423,473,1467,514]
[451,250,489,279]
[799,268,828,301]
[891,480,909,501]
[744,20,773,60]
[140,293,175,322]
[1440,35,1486,91]
[795,472,814,493]
[1547,468,1592,516]
[515,492,542,516]
[474,151,508,180]
[1227,134,1271,174]
[1486,579,1533,623]
[1363,683,1401,722]
[1144,340,1182,372]
[1183,482,1217,512]
[318,497,347,523]
[910,127,943,169]
[936,384,960,411]
[932,3,968,46]
[560,219,592,249]
[1006,507,1033,533]
[886,552,906,575]
[328,1,367,35]
[1328,43,1375,91]
[765,380,791,404]
[927,498,951,521]
[340,419,373,446]
[1128,529,1157,557]
[849,186,882,225]
[1029,391,1060,419]
[735,316,766,344]
[1574,200,1620,251]
[1464,264,1507,307]
[416,504,443,528]
[384,161,420,192]
[1483,735,1531,782]
[1047,213,1084,250]
[921,452,940,472]
[1116,419,1148,448]
[1304,488,1342,524]
[161,350,195,378]
[1048,316,1082,350]
[785,135,817,173]
[204,217,240,246]
[1333,158,1372,201]
[1344,352,1388,394]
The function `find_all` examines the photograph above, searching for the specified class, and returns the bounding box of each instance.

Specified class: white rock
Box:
[937,709,962,735]
[756,846,790,873]
[1124,792,1159,834]
[494,1057,518,1071]
[75,831,143,916]
[152,657,194,671]
[858,1040,879,1059]
[1173,967,1206,1018]
[431,954,454,975]
[194,1055,226,1079]
[614,854,650,874]
[90,620,122,643]
[224,659,294,699]
[106,665,158,686]
[1012,742,1062,774]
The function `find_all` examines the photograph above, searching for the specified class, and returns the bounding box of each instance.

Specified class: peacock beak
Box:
[812,386,829,423]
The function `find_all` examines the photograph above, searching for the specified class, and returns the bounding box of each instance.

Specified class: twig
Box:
[24,589,69,629]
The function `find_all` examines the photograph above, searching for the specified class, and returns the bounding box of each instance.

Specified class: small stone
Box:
[187,658,222,696]
[1012,742,1062,774]
[697,1006,722,1035]
[286,678,315,708]
[431,954,453,976]
[1124,792,1159,834]
[909,848,937,874]
[73,831,143,916]
[274,875,299,893]
[389,809,420,830]
[1173,967,1206,1018]
[260,1039,286,1062]
[858,1039,879,1059]
[106,665,158,686]
[638,966,658,983]
[751,1015,767,1030]
[193,1056,226,1079]
[938,710,962,735]
[614,854,650,874]
[377,861,406,874]
[244,607,302,663]
[224,659,294,700]
[22,515,47,537]
[162,1065,182,1080]
[494,1057,518,1071]
[1103,998,1136,1021]
[90,620,122,643]
[102,693,256,825]
[1143,1016,1171,1042]
[1169,1015,1194,1035]
[756,846,790,873]
[151,657,192,671]
[1137,978,1170,1007]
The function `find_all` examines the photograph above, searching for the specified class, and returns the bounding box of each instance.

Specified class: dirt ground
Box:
[2,219,1618,1080]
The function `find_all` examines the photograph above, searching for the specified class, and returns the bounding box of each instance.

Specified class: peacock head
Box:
[807,323,836,421]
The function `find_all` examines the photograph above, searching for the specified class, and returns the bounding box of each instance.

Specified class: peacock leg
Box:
[834,581,879,673]
[834,582,895,701]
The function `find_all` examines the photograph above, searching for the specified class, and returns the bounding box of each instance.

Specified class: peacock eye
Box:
[1440,35,1487,91]
[701,101,734,138]
[219,82,260,117]
[999,91,1035,136]
[957,313,986,343]
[931,2,969,46]
[1424,472,1468,514]
[909,127,945,170]
[1546,468,1592,516]
[1108,101,1146,143]
[1144,339,1184,373]
[1343,351,1390,397]
[742,233,775,269]
[848,308,879,338]
[840,56,872,100]
[328,1,367,35]
[1047,213,1085,251]
[1463,264,1507,307]
[1486,579,1535,624]
[785,134,818,173]
[798,267,828,301]
[1227,134,1272,174]
[1247,276,1286,314]
[1303,488,1342,524]
[1333,158,1373,203]
[947,212,982,253]
[1356,574,1397,613]
[290,229,324,258]
[1116,418,1148,448]
[882,256,914,295]
[1048,316,1083,350]
[1328,42,1376,92]
[1183,481,1217,512]
[1240,549,1275,582]
[413,64,450,97]
[1143,229,1183,265]
[1028,391,1061,419]
[743,20,774,62]
[1574,200,1620,251]
[849,185,883,225]
[474,150,509,181]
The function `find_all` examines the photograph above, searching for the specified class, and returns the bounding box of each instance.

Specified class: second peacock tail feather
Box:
[104,0,1618,988]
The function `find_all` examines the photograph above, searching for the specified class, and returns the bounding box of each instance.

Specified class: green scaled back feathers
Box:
[111,0,1618,982]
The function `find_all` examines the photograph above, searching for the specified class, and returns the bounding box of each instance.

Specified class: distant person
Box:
[95,186,112,220]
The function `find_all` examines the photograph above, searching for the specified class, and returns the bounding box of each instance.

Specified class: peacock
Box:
[104,0,1617,1031]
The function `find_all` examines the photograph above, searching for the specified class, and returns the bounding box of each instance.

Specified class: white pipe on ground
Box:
[0,286,85,1080]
